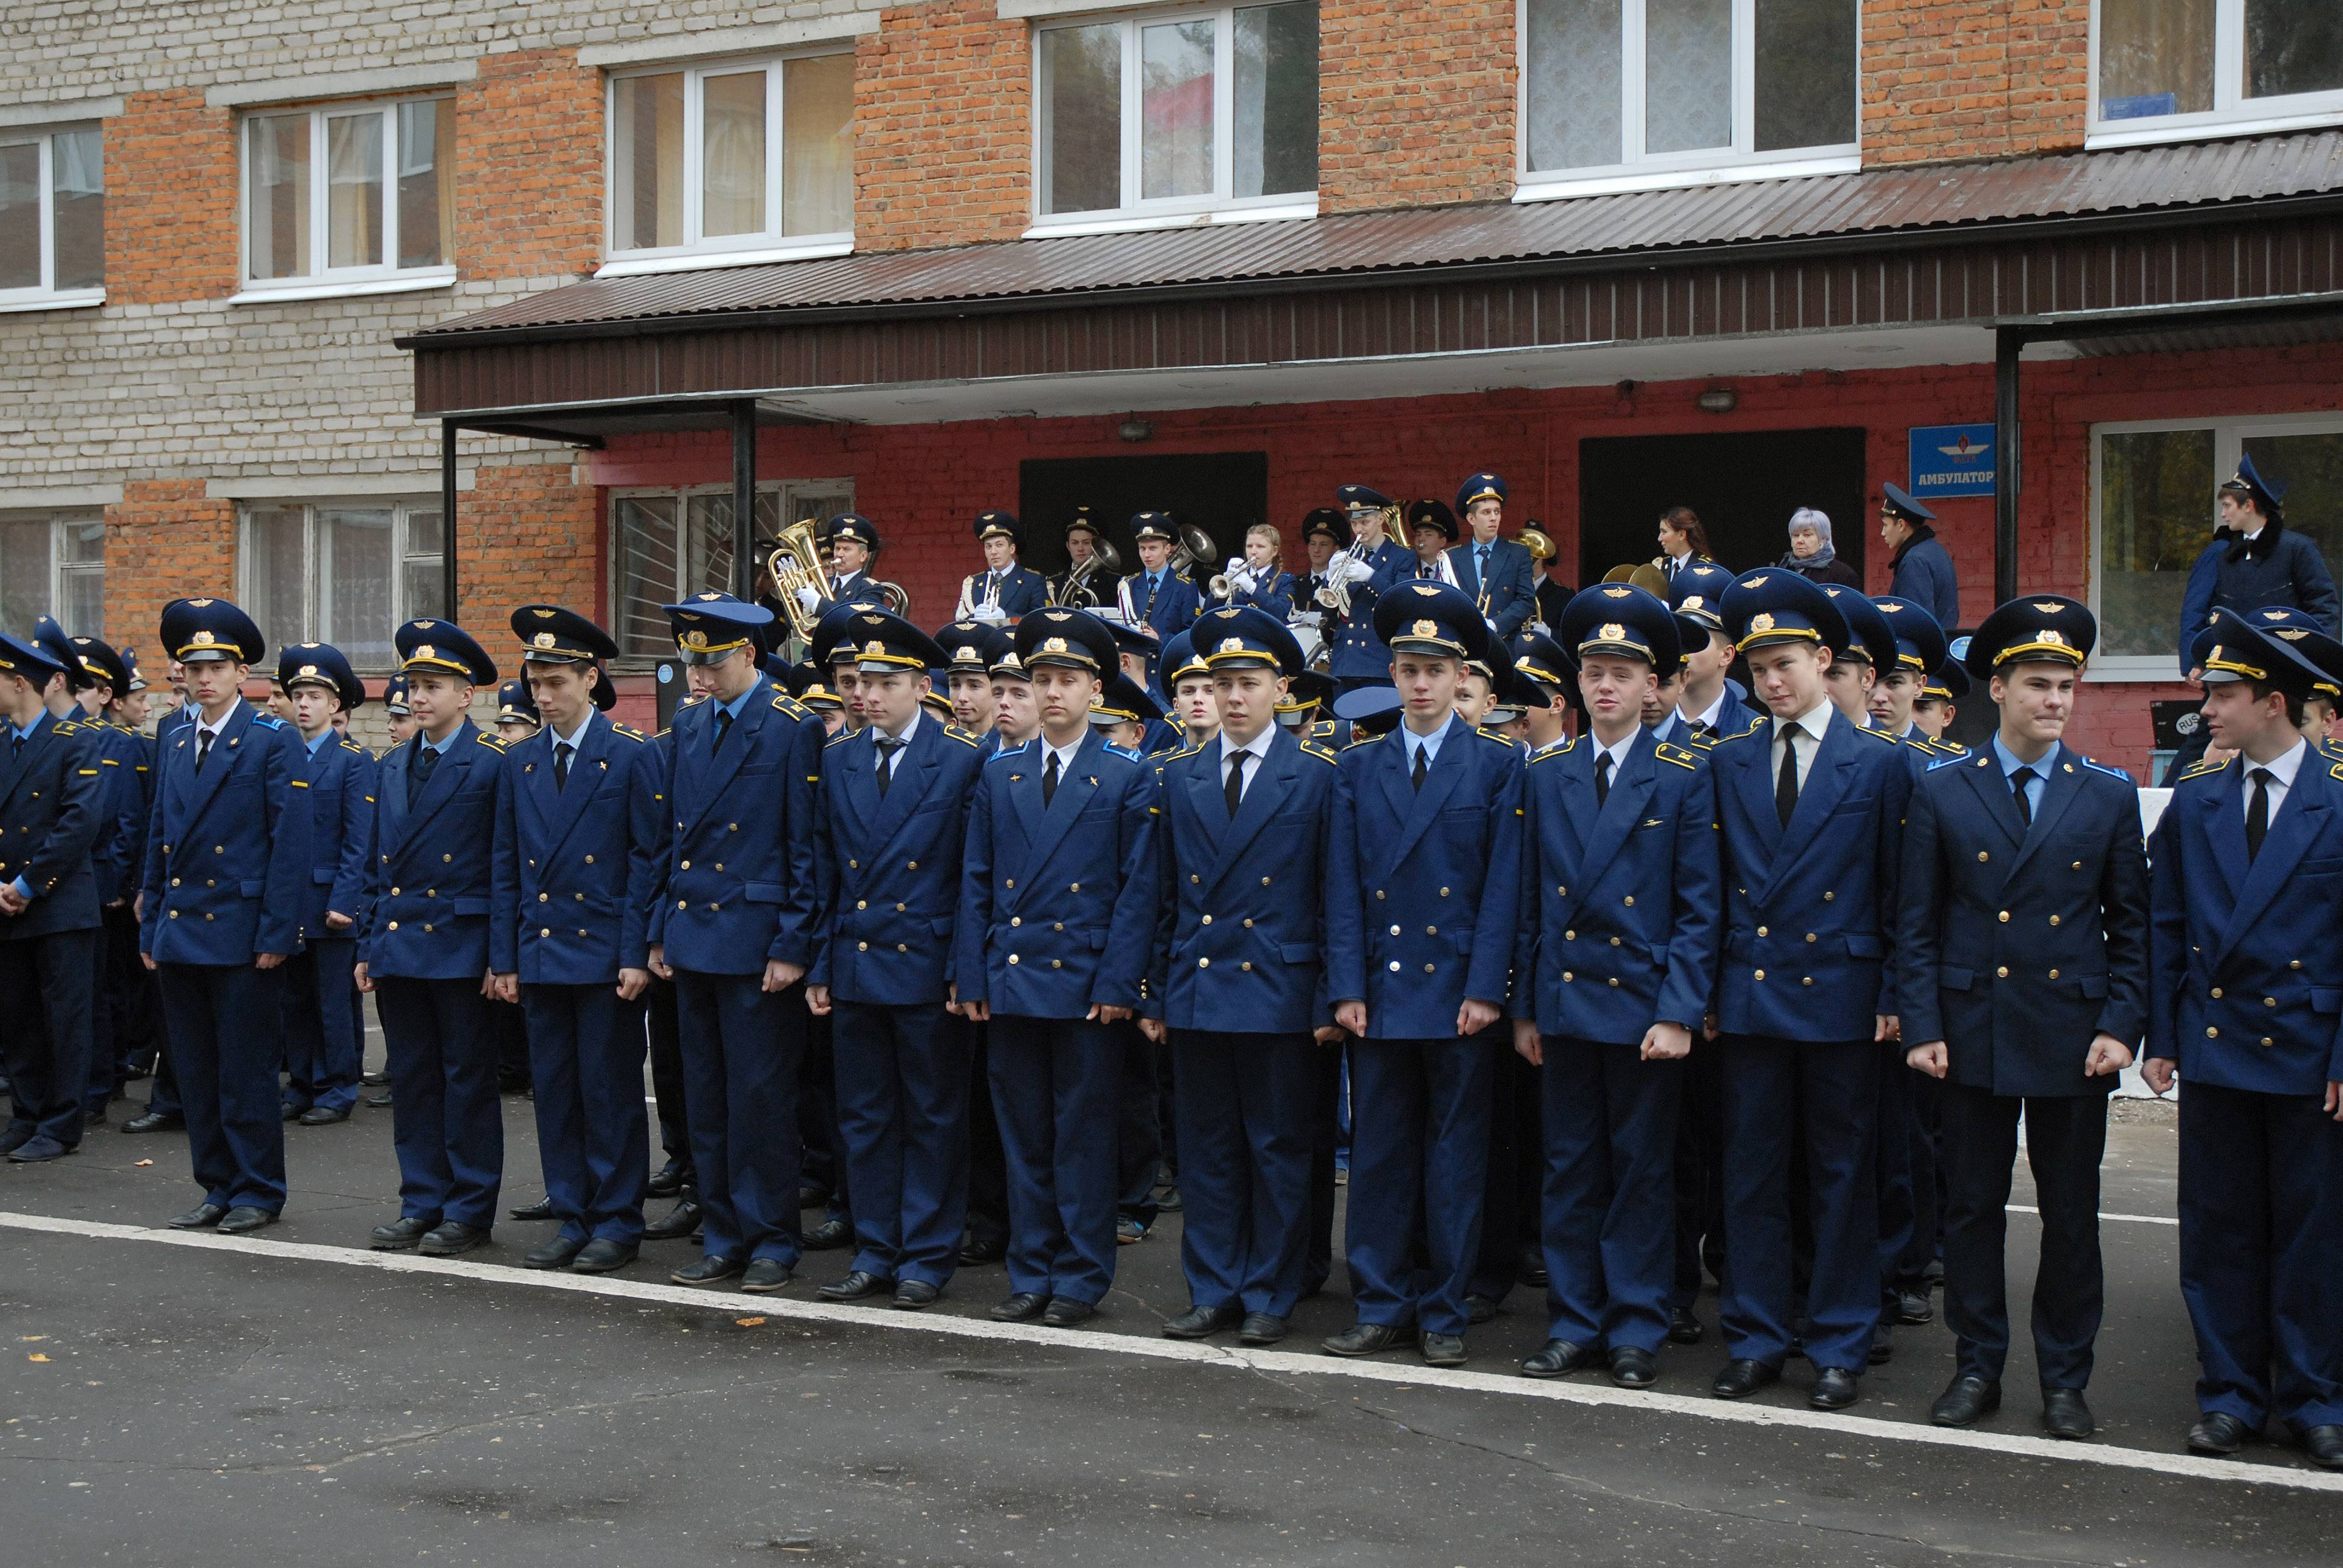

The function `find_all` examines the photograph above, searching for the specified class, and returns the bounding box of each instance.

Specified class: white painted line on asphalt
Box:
[2008,1204,2178,1227]
[5,1209,2335,1496]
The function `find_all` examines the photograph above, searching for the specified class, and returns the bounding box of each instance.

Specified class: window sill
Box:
[1513,154,1861,203]
[595,240,854,278]
[2084,659,2188,684]
[229,270,456,305]
[1022,198,1318,240]
[0,289,103,315]
[2085,106,2343,151]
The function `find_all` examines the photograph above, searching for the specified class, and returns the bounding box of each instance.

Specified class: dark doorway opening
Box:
[1577,428,1870,586]
[1018,452,1270,576]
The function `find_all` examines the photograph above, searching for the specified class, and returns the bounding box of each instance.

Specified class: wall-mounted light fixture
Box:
[1696,388,1738,414]
[1118,418,1154,443]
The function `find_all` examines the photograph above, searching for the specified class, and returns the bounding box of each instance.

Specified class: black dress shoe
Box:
[2042,1387,2094,1440]
[816,1269,894,1302]
[371,1215,436,1250]
[84,1106,106,1128]
[1516,1244,1549,1288]
[298,1106,350,1126]
[2187,1411,2250,1456]
[1522,1339,1597,1378]
[420,1221,490,1257]
[5,1135,71,1163]
[741,1258,793,1292]
[1668,1306,1705,1345]
[894,1280,940,1309]
[524,1235,588,1270]
[1712,1358,1781,1399]
[647,1158,687,1199]
[218,1207,277,1235]
[571,1239,637,1274]
[281,1102,306,1122]
[123,1111,183,1134]
[1810,1367,1861,1410]
[804,1217,853,1251]
[1922,1257,1945,1289]
[959,1234,1007,1266]
[1323,1322,1404,1357]
[2301,1425,2343,1470]
[1869,1322,1895,1365]
[1463,1293,1499,1326]
[1931,1374,2002,1428]
[673,1254,746,1287]
[508,1196,555,1222]
[1238,1313,1287,1347]
[361,1070,390,1086]
[643,1197,703,1241]
[1420,1331,1467,1368]
[991,1291,1049,1322]
[1041,1297,1095,1328]
[169,1203,229,1230]
[1162,1303,1245,1340]
[1610,1347,1659,1388]
[1896,1289,1933,1325]
[365,1090,393,1108]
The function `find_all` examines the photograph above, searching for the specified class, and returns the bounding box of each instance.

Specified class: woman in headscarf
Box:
[1778,507,1860,587]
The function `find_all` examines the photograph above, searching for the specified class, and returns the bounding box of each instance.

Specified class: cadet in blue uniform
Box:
[954,608,1161,1327]
[138,598,311,1230]
[1322,486,1417,691]
[1869,596,1948,746]
[2177,454,2339,678]
[65,635,159,1122]
[957,511,1049,626]
[490,606,664,1275]
[805,610,986,1309]
[1669,563,1757,747]
[1512,584,1721,1385]
[1119,513,1205,641]
[1144,607,1340,1345]
[356,620,507,1256]
[1913,661,1968,744]
[1322,581,1524,1366]
[1898,595,2147,1440]
[650,593,825,1292]
[0,632,106,1163]
[275,643,375,1126]
[2146,611,2343,1470]
[1705,568,1910,1411]
[1449,473,1539,642]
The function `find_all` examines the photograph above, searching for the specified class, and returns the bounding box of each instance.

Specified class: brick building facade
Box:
[6,1,2342,769]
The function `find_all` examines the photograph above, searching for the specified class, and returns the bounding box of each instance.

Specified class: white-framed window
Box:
[1031,2,1319,232]
[240,499,445,670]
[0,512,106,635]
[1516,0,1859,199]
[603,51,854,275]
[238,97,456,301]
[2089,412,2343,680]
[2090,0,2343,147]
[0,125,103,311]
[611,480,854,658]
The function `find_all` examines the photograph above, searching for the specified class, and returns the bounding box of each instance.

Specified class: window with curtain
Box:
[0,514,105,635]
[1036,2,1319,225]
[606,53,853,267]
[1521,0,1858,190]
[2094,0,2343,137]
[240,500,446,668]
[0,125,103,305]
[242,98,454,292]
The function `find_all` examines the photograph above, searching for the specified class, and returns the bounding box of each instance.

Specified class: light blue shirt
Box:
[713,685,758,725]
[1991,733,2060,820]
[1400,714,1452,775]
[305,728,336,757]
[9,714,47,900]
[417,725,462,757]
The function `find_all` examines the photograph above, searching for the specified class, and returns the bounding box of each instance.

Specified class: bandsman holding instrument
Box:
[958,512,1049,626]
[1120,514,1205,639]
[1048,508,1119,612]
[1320,485,1417,694]
[1205,524,1296,620]
[1450,474,1539,641]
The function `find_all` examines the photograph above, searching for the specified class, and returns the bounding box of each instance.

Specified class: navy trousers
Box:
[1,929,96,1149]
[645,976,692,1187]
[80,918,114,1115]
[156,961,286,1211]
[833,999,969,1286]
[1671,1036,1728,1308]
[522,982,650,1246]
[1174,1031,1319,1317]
[1875,1051,1923,1308]
[1345,1034,1496,1337]
[1718,1034,1882,1371]
[1303,1039,1346,1297]
[800,1004,849,1220]
[987,1013,1119,1306]
[2178,1079,2343,1433]
[672,969,803,1266]
[1538,1037,1684,1354]
[1116,1021,1163,1227]
[281,936,361,1115]
[964,1018,1009,1252]
[1938,1082,2106,1390]
[374,975,504,1227]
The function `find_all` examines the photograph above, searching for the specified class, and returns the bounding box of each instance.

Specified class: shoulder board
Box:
[1475,725,1514,745]
[1299,742,1339,765]
[772,693,811,719]
[1164,742,1207,762]
[1706,724,1757,746]
[941,724,981,748]
[1931,739,1970,757]
[1527,742,1569,767]
[1654,741,1700,770]
[339,739,364,754]
[251,713,285,730]
[1925,750,1969,773]
[2177,754,2232,782]
[1308,719,1335,737]
[1344,731,1381,750]
[2333,761,2343,783]
[1854,724,1897,743]
[476,733,508,751]
[610,724,647,743]
[2079,757,2133,783]
[52,719,80,733]
[988,739,1033,764]
[1103,742,1142,762]
[824,730,856,750]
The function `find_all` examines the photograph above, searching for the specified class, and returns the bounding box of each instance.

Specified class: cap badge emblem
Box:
[1412,620,1440,639]
[1599,623,1627,642]
[1749,613,1776,634]
[533,632,556,648]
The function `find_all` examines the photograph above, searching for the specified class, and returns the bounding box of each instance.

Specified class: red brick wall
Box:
[1861,0,2091,165]
[458,49,605,281]
[454,460,601,630]
[107,90,240,305]
[857,1,1032,250]
[103,480,238,651]
[1319,0,1516,212]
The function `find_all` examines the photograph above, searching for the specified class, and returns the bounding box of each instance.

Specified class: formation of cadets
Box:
[3,458,2339,1471]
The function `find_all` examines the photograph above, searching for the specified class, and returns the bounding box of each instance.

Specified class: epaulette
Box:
[1308,719,1336,739]
[1706,723,1757,746]
[1854,724,1897,742]
[1104,743,1142,762]
[2177,754,2232,782]
[53,719,80,733]
[772,693,811,719]
[1527,740,1571,766]
[2077,756,2132,783]
[1344,731,1381,750]
[988,739,1034,764]
[611,724,647,743]
[477,733,508,751]
[1475,725,1515,745]
[339,740,364,754]
[824,730,856,750]
[942,724,981,748]
[1299,742,1338,765]
[1164,742,1207,762]
[251,714,284,730]
[1654,741,1700,770]
[2321,736,2343,760]
[1930,738,1970,757]
[1925,750,1969,772]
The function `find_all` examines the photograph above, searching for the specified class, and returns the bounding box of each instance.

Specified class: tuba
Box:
[1169,523,1218,581]
[1050,531,1122,609]
[765,518,832,644]
[1518,522,1557,564]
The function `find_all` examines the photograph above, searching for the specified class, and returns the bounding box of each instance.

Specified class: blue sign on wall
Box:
[1908,423,1997,498]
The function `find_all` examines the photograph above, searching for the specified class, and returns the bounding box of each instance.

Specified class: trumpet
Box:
[765,518,832,644]
[1207,557,1261,602]
[1314,507,1392,619]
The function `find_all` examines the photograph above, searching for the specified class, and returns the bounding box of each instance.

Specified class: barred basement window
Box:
[0,125,103,311]
[0,513,106,636]
[240,500,445,670]
[240,97,455,299]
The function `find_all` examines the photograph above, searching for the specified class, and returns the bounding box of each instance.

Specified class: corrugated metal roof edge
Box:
[398,185,2343,353]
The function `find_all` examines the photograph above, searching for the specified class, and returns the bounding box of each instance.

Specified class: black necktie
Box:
[1225,751,1247,816]
[2247,767,2273,861]
[1775,726,1801,828]
[12,729,26,762]
[1043,749,1060,806]
[874,736,901,796]
[1476,546,1490,586]
[1689,720,1714,741]
[1411,743,1428,792]
[713,707,733,754]
[194,729,212,773]
[554,741,574,792]
[1596,750,1613,807]
[412,740,438,786]
[2010,766,2036,826]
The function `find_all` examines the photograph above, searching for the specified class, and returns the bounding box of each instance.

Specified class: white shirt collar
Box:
[1779,696,1832,744]
[1684,689,1729,731]
[194,696,242,740]
[1041,730,1084,774]
[1401,713,1453,763]
[1217,726,1276,768]
[874,708,920,749]
[1590,728,1637,774]
[2252,736,2309,789]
